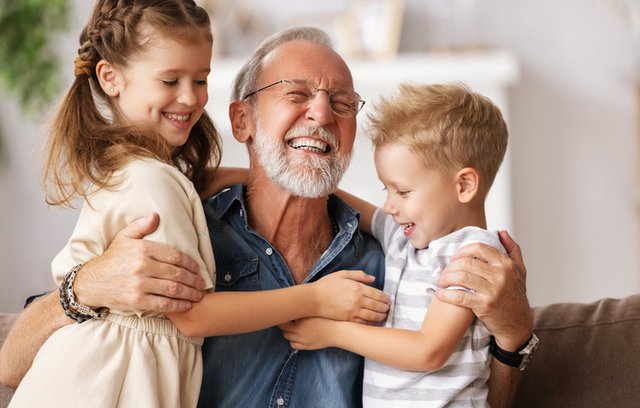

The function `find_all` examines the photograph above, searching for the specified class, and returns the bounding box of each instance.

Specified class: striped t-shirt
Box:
[363,209,506,407]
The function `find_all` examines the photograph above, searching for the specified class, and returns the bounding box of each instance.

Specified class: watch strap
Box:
[489,333,539,371]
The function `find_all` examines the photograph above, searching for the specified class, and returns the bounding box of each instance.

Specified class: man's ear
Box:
[95,60,119,96]
[229,100,255,143]
[455,167,480,203]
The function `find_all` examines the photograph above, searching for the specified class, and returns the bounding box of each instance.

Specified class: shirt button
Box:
[265,248,273,255]
[240,209,244,218]
[276,397,285,406]
[224,273,232,282]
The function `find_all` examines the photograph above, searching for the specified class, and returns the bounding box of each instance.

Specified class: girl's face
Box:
[114,35,212,148]
[374,142,462,249]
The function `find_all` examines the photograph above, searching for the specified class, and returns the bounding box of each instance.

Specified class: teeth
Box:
[165,113,189,122]
[403,223,414,231]
[288,139,328,153]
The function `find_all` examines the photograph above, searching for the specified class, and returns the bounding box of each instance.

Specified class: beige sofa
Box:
[2,294,640,407]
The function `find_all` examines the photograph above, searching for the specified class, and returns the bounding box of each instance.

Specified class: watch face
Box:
[518,333,539,371]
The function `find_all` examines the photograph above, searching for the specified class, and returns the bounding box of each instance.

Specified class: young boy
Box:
[281,82,509,407]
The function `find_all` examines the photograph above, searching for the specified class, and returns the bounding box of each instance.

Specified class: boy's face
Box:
[375,142,462,249]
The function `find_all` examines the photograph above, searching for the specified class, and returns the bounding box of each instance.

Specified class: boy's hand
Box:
[280,318,336,350]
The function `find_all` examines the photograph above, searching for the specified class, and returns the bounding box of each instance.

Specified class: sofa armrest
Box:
[513,294,640,407]
[0,313,18,407]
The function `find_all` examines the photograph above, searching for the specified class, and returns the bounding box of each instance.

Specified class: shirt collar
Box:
[208,183,361,233]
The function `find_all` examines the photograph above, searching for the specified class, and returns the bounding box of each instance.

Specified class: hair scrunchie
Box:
[74,56,94,78]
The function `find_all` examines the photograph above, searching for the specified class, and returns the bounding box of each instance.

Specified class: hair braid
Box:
[45,0,221,207]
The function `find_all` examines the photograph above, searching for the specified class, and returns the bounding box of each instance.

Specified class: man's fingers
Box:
[499,230,526,276]
[144,241,201,276]
[434,287,474,309]
[450,242,501,265]
[142,294,193,313]
[116,213,160,240]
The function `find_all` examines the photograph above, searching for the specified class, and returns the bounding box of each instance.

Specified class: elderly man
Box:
[0,27,533,407]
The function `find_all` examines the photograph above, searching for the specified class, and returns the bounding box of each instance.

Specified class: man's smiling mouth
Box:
[288,138,330,153]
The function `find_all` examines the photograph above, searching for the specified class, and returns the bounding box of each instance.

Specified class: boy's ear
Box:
[455,167,480,203]
[95,60,119,96]
[229,100,255,144]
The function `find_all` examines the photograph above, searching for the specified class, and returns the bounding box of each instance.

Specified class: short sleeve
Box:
[51,159,215,291]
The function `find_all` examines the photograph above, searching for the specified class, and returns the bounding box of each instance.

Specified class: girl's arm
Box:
[167,270,390,337]
[334,189,377,234]
[282,297,474,372]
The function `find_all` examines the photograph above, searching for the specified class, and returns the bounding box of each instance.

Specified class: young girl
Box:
[8,1,386,407]
[282,83,520,407]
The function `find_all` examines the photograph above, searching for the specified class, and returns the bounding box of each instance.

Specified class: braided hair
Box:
[45,0,221,207]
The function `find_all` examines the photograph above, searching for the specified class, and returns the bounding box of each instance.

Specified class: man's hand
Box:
[435,230,533,350]
[74,213,206,313]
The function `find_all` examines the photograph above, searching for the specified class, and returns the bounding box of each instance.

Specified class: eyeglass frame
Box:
[242,79,366,117]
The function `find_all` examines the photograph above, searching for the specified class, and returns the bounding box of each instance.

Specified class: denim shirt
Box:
[197,185,385,408]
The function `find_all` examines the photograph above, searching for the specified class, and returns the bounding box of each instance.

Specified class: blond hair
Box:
[367,82,508,192]
[45,0,221,207]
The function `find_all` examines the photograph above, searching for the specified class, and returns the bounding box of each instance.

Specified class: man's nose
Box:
[304,90,334,126]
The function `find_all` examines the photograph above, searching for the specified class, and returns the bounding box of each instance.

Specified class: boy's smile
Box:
[374,142,463,249]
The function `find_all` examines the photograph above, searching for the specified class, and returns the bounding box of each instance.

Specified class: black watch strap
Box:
[489,333,539,371]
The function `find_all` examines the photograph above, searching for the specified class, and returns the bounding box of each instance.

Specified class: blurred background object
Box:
[0,0,69,170]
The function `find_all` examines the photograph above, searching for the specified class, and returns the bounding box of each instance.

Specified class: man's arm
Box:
[436,230,532,408]
[0,214,203,387]
[0,292,72,388]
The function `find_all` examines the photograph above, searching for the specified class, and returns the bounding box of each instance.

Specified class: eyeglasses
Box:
[242,79,366,118]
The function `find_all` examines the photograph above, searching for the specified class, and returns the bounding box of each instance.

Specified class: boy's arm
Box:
[282,298,473,372]
[334,189,377,233]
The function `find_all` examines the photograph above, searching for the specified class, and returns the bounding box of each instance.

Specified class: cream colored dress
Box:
[9,158,215,408]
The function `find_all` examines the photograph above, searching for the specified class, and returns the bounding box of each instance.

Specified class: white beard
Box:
[254,122,351,198]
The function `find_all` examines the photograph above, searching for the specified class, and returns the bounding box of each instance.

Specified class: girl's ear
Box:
[455,167,480,203]
[229,100,255,144]
[95,60,119,96]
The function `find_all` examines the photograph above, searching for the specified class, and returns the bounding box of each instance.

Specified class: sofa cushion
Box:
[513,294,640,407]
[0,313,17,407]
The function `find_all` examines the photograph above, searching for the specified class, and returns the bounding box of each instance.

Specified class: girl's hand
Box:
[312,270,390,324]
[280,317,336,350]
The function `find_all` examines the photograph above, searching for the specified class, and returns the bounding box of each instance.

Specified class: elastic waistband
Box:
[103,312,203,345]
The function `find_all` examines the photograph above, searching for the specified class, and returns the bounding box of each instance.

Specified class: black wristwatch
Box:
[489,333,539,371]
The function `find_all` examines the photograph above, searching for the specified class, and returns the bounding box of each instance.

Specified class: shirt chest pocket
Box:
[215,257,260,291]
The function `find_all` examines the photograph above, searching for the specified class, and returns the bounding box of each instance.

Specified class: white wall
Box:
[0,0,638,311]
